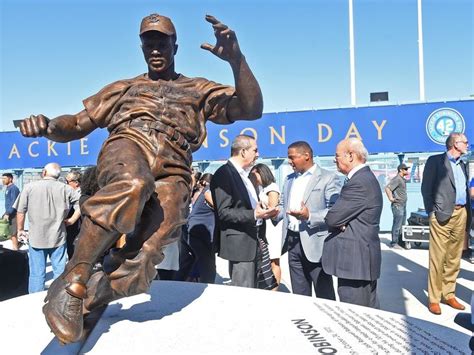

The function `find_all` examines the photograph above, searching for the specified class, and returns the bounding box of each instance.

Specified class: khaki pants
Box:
[428,208,466,303]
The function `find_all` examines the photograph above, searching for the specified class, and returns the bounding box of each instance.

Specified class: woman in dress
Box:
[249,163,283,289]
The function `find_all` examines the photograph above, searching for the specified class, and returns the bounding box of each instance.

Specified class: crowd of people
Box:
[2,132,472,316]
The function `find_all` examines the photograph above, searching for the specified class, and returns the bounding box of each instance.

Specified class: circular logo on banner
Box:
[426,108,465,145]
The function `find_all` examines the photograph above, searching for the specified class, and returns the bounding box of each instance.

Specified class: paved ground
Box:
[3,232,473,337]
[215,233,473,336]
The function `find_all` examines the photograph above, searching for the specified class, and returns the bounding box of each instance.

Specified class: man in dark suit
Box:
[211,135,278,287]
[421,132,470,315]
[275,141,340,298]
[322,138,383,308]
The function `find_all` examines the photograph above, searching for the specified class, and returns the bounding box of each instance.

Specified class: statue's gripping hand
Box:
[20,114,50,138]
[201,14,242,64]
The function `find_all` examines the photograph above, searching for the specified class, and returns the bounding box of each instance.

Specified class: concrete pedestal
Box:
[1,281,471,354]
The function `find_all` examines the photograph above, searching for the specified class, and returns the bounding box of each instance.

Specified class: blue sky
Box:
[1,0,472,132]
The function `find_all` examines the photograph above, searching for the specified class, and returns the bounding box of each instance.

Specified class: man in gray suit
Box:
[322,138,383,308]
[276,141,341,298]
[421,132,470,315]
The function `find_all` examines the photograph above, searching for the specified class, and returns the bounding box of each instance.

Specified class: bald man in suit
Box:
[322,138,383,308]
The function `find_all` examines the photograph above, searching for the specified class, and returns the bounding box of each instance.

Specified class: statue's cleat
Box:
[43,277,87,344]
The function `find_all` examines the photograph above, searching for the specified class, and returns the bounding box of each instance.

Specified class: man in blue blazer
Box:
[421,132,470,315]
[276,141,341,299]
[322,138,383,308]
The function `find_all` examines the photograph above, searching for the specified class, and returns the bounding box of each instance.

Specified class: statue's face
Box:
[141,31,177,75]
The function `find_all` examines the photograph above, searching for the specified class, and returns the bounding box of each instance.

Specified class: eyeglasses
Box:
[455,140,468,145]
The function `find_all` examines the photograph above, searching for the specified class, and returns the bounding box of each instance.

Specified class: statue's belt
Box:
[127,120,190,151]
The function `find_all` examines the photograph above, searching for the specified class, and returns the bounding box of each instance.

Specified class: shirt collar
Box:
[298,164,316,177]
[347,163,366,180]
[446,152,461,164]
[228,158,249,175]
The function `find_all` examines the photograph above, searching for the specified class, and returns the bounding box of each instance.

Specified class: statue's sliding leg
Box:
[84,178,189,312]
[42,217,121,344]
[84,194,164,311]
[42,136,156,344]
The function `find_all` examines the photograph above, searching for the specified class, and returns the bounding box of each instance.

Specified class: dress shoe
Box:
[428,303,441,315]
[442,297,465,310]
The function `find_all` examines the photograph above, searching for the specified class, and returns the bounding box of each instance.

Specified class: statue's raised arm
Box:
[201,14,263,121]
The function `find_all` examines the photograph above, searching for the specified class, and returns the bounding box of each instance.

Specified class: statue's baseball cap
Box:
[140,13,176,36]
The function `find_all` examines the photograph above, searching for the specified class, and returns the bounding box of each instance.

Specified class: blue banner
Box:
[1,99,472,169]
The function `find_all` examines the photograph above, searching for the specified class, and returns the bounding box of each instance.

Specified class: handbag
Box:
[0,219,10,241]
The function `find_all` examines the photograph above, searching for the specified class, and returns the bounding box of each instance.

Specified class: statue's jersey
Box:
[83,73,236,152]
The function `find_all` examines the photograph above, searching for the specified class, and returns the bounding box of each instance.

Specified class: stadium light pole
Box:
[417,0,426,101]
[349,0,356,106]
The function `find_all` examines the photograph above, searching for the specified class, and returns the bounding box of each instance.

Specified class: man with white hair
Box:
[16,163,81,293]
[322,138,383,308]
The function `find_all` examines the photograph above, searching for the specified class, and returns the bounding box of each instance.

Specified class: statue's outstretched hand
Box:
[201,14,242,64]
[20,114,50,137]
